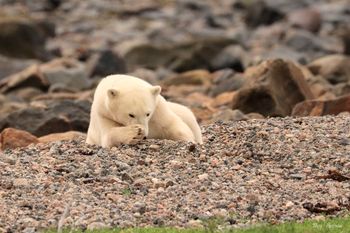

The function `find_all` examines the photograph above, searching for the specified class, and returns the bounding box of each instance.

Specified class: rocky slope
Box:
[1,115,350,232]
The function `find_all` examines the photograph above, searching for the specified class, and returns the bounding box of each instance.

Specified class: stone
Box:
[86,49,127,78]
[162,70,212,87]
[0,64,49,94]
[307,55,350,84]
[13,178,31,188]
[0,95,27,116]
[244,0,284,28]
[38,131,86,143]
[210,91,237,108]
[87,222,108,231]
[210,69,246,97]
[198,173,209,181]
[292,94,350,116]
[288,8,321,33]
[0,55,37,80]
[123,37,235,72]
[0,128,38,150]
[40,58,91,91]
[0,17,51,60]
[211,109,247,123]
[209,45,245,72]
[0,100,91,137]
[232,59,314,117]
[6,87,44,102]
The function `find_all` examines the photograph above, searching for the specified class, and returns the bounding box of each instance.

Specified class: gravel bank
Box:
[1,115,350,232]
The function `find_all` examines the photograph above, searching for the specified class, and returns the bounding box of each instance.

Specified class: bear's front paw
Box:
[124,124,146,144]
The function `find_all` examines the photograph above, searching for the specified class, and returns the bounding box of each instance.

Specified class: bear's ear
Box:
[107,89,119,99]
[150,86,161,96]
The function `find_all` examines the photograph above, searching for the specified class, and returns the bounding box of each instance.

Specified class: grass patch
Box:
[46,216,350,233]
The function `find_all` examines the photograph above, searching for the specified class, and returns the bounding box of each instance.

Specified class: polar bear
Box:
[86,74,202,147]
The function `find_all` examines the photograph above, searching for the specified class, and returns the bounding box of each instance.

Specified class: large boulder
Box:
[123,37,236,72]
[0,100,91,136]
[0,17,53,60]
[232,59,314,117]
[292,94,350,116]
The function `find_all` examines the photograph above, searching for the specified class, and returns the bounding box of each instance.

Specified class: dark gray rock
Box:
[0,100,91,136]
[86,50,127,78]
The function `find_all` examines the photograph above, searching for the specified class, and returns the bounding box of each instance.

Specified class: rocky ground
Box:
[1,115,350,232]
[0,0,350,232]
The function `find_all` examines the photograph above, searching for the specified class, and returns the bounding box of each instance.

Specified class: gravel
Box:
[1,115,350,232]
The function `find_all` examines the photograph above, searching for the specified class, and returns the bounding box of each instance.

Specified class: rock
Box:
[13,178,31,188]
[0,94,27,116]
[209,45,245,72]
[0,128,38,150]
[288,8,321,33]
[127,68,159,84]
[285,30,341,55]
[232,59,314,117]
[210,69,246,97]
[6,87,44,102]
[86,49,127,78]
[198,173,209,181]
[292,94,350,116]
[123,37,235,72]
[246,112,265,119]
[260,45,307,65]
[211,109,247,123]
[40,58,91,91]
[0,64,49,94]
[87,222,108,231]
[0,17,51,60]
[162,70,212,87]
[244,0,284,28]
[0,100,91,137]
[38,131,86,143]
[0,55,37,80]
[307,55,350,84]
[210,91,237,108]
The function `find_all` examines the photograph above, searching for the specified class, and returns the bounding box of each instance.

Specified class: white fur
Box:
[86,75,203,147]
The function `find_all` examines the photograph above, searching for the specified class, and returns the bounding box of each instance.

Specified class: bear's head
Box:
[106,85,161,137]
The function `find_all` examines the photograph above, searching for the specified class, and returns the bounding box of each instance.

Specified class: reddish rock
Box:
[0,128,39,150]
[292,94,350,116]
[232,59,314,117]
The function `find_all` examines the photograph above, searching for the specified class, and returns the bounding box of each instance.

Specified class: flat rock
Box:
[292,94,350,116]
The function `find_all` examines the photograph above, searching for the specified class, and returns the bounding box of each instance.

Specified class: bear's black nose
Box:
[143,136,147,139]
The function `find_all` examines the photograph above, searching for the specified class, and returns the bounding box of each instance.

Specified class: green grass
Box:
[46,216,350,233]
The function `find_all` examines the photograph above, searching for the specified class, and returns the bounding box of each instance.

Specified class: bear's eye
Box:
[146,113,150,117]
[129,114,135,118]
